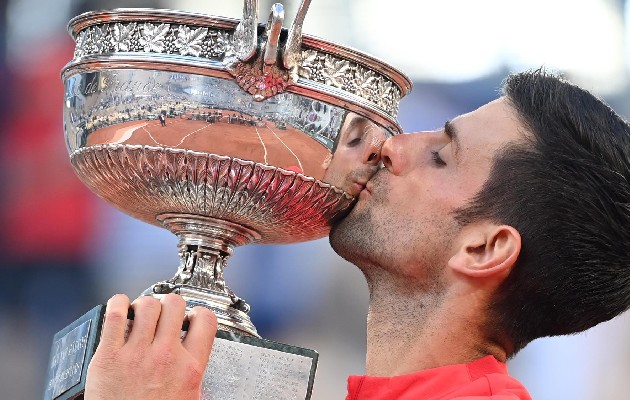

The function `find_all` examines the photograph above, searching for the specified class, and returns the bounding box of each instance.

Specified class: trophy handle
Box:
[263,3,285,66]
[283,0,312,71]
[233,0,259,62]
[228,0,313,100]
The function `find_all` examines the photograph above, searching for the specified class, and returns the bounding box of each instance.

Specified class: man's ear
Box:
[448,224,521,279]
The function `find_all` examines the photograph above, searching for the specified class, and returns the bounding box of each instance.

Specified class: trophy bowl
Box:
[50,1,411,399]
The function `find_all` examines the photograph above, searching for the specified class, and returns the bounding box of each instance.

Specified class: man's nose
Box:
[381,131,441,175]
[362,134,384,166]
[381,134,406,175]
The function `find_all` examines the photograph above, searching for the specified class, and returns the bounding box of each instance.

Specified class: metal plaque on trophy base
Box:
[46,306,318,400]
[47,0,411,398]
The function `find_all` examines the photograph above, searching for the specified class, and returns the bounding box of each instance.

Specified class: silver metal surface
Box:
[202,337,313,399]
[62,3,410,337]
[65,8,412,122]
[283,0,312,71]
[64,69,349,179]
[46,320,92,399]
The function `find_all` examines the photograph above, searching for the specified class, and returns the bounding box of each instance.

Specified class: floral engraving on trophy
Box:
[299,50,326,82]
[139,23,171,53]
[75,22,233,62]
[174,26,209,57]
[74,30,87,58]
[355,68,378,101]
[70,21,402,118]
[299,49,401,118]
[111,23,137,52]
[322,55,351,89]
[91,25,111,53]
[201,30,233,59]
[377,78,397,117]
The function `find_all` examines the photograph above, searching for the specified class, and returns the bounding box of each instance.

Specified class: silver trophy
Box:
[46,1,411,399]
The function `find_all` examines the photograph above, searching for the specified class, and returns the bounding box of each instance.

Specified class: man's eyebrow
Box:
[444,120,461,161]
[346,115,370,133]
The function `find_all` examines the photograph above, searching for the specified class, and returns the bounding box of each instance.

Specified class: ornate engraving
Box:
[201,30,233,58]
[322,54,351,89]
[229,50,293,101]
[166,244,248,312]
[299,49,401,117]
[299,49,325,82]
[70,20,404,118]
[75,23,235,62]
[233,15,256,61]
[139,23,171,53]
[175,25,208,57]
[70,145,354,243]
[355,66,378,100]
[111,23,137,52]
[74,30,88,58]
[92,25,111,53]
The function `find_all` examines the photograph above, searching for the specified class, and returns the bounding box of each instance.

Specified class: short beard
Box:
[329,202,379,271]
[329,169,392,275]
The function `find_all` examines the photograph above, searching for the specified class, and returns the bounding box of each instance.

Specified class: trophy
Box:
[46,1,411,399]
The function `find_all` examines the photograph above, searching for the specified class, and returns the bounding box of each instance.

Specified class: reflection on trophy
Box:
[46,0,411,399]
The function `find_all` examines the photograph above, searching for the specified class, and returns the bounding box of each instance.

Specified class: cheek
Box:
[372,202,458,277]
[407,179,457,215]
[332,148,359,168]
[434,163,490,211]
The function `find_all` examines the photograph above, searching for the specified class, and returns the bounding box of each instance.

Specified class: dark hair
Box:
[455,69,630,355]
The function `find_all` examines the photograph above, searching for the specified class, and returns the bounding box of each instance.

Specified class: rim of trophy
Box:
[63,7,412,136]
[62,2,412,337]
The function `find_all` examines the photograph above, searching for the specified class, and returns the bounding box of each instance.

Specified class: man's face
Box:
[330,98,527,282]
[323,113,387,197]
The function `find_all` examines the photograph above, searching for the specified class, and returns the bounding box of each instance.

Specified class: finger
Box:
[100,294,131,350]
[182,307,217,366]
[154,293,187,344]
[125,296,161,347]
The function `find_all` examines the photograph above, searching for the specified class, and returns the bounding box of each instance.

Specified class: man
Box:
[323,111,386,197]
[84,70,630,399]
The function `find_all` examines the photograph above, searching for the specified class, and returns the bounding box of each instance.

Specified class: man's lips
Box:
[353,181,372,199]
[349,181,366,197]
[360,182,372,196]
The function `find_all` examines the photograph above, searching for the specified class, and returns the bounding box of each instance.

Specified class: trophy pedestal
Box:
[45,306,318,400]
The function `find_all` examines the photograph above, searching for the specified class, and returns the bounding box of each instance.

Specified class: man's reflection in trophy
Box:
[323,112,387,197]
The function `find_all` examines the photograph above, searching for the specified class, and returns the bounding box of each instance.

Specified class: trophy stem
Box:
[145,213,262,337]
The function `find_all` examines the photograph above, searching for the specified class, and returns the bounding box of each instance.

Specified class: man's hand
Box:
[85,293,217,399]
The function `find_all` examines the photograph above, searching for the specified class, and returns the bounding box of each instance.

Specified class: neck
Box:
[364,271,507,376]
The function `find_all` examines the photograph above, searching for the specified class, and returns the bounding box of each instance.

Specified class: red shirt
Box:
[346,356,532,400]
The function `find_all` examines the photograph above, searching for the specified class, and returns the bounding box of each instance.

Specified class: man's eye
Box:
[431,150,447,166]
[347,138,361,146]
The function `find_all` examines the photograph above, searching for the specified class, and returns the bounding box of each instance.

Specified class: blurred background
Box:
[1,0,630,399]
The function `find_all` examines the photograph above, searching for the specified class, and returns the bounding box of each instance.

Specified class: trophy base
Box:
[45,305,318,400]
[144,283,260,337]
